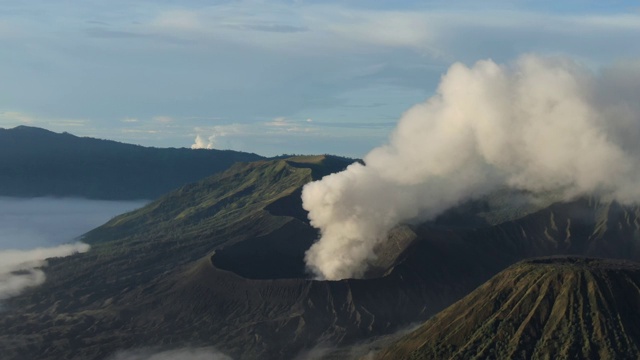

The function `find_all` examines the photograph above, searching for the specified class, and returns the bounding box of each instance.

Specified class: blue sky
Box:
[1,0,640,156]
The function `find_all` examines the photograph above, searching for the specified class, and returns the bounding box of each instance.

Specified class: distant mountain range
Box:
[0,126,264,199]
[4,152,640,359]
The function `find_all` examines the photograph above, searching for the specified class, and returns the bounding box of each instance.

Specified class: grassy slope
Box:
[83,158,311,244]
[375,257,640,360]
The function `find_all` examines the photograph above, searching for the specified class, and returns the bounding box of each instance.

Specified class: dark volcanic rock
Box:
[157,255,444,359]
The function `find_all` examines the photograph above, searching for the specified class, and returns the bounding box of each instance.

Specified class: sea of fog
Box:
[0,197,147,300]
[0,197,147,250]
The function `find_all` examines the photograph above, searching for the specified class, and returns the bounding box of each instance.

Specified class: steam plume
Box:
[191,134,214,149]
[302,55,640,280]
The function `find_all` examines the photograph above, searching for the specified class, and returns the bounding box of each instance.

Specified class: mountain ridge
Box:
[0,125,264,199]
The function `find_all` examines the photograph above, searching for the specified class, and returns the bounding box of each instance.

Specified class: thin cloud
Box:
[0,111,34,125]
[0,19,21,39]
[240,23,308,33]
[312,121,396,129]
[141,4,640,59]
[263,117,319,134]
[153,116,173,124]
[0,111,88,128]
[50,119,87,127]
[85,27,148,39]
[85,20,111,26]
[264,116,289,127]
[567,14,640,30]
[324,10,433,50]
[121,129,159,134]
[151,10,202,32]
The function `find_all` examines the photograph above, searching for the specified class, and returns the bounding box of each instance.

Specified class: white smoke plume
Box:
[0,243,90,299]
[302,54,640,280]
[191,134,215,149]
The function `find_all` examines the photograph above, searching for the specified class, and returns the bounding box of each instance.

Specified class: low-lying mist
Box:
[108,347,233,360]
[303,54,640,280]
[0,197,146,299]
[0,243,90,300]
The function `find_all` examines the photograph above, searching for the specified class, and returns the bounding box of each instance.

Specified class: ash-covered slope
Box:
[374,257,640,360]
[399,197,640,295]
[0,125,263,199]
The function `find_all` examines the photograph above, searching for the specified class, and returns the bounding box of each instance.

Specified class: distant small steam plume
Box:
[302,55,640,280]
[191,134,214,149]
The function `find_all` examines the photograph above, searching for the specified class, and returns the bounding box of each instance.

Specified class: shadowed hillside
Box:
[374,257,640,360]
[0,126,263,199]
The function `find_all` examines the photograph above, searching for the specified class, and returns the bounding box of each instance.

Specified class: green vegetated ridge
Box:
[374,257,640,360]
[0,126,263,199]
[84,156,315,244]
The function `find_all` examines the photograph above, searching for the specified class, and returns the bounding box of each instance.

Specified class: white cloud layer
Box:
[302,54,640,280]
[0,243,89,300]
[109,347,233,360]
[0,197,145,300]
[0,197,147,250]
